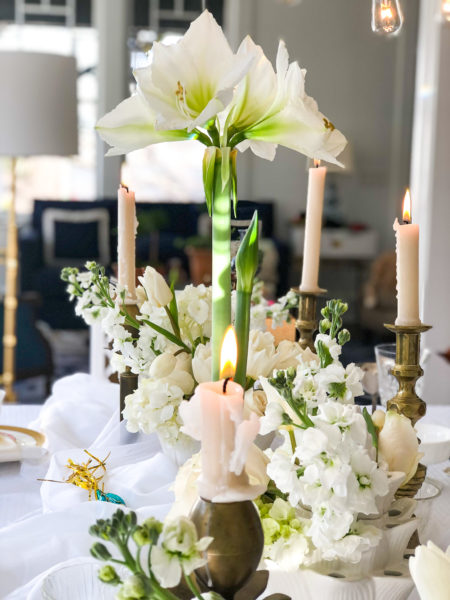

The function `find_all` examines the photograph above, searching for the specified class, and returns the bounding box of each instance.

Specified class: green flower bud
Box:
[321,306,331,318]
[338,328,351,346]
[90,542,112,561]
[132,526,151,547]
[261,517,280,543]
[143,517,163,544]
[286,366,296,379]
[117,575,148,600]
[98,565,121,585]
[319,318,331,333]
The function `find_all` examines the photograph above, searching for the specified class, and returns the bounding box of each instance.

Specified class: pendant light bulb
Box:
[372,0,404,35]
[442,0,450,22]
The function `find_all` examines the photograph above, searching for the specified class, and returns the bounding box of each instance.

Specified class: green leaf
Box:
[235,211,259,293]
[169,280,179,332]
[202,146,217,216]
[316,339,333,368]
[141,317,189,352]
[363,407,379,451]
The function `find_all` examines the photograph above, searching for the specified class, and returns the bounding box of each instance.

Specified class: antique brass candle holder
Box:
[190,498,265,600]
[384,322,432,498]
[119,303,139,421]
[291,287,327,352]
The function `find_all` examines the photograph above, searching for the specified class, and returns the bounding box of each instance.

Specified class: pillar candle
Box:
[117,184,137,301]
[300,161,327,292]
[195,379,251,501]
[394,190,421,326]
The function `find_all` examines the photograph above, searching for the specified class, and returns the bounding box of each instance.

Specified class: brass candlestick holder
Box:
[119,302,139,422]
[291,287,327,351]
[190,498,265,600]
[384,322,432,498]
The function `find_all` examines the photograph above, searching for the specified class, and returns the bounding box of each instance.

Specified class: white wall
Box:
[411,0,450,404]
[226,0,419,249]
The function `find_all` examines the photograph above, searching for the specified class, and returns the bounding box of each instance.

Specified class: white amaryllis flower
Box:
[151,517,213,588]
[138,266,173,308]
[230,37,347,164]
[135,10,253,133]
[378,410,422,484]
[96,93,190,156]
[409,541,450,600]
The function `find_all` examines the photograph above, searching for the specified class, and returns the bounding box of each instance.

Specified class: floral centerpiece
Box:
[62,9,424,598]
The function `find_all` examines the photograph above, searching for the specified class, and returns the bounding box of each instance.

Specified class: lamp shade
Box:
[0,51,78,157]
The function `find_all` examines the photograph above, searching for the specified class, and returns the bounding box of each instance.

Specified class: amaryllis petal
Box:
[135,10,254,132]
[96,94,190,156]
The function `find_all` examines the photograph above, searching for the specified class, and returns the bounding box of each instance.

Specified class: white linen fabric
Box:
[0,374,449,600]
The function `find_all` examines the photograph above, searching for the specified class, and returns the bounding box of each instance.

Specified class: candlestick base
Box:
[384,323,432,498]
[119,303,139,421]
[190,498,264,600]
[291,287,327,352]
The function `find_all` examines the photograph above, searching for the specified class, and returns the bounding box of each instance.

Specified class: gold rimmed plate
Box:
[0,424,45,463]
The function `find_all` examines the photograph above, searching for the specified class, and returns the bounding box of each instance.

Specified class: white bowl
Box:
[41,560,119,600]
[415,423,450,465]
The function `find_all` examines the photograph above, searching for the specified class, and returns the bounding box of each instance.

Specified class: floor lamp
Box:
[0,52,78,402]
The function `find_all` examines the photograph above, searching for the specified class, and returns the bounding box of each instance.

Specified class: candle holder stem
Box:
[292,288,326,352]
[119,303,139,421]
[384,323,432,498]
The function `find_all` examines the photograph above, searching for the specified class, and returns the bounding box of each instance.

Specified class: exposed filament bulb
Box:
[372,0,403,35]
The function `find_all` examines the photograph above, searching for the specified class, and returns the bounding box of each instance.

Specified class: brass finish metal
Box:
[0,424,45,446]
[3,157,18,403]
[119,303,139,421]
[384,323,432,498]
[291,287,327,352]
[190,498,264,600]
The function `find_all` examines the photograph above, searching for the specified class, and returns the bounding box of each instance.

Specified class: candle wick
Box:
[120,183,129,192]
[223,377,231,393]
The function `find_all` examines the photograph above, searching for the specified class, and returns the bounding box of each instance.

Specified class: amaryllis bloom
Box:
[409,541,450,600]
[230,37,347,164]
[135,10,253,133]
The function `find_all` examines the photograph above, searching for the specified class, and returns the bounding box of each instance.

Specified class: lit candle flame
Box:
[220,326,238,380]
[313,159,321,168]
[403,189,411,223]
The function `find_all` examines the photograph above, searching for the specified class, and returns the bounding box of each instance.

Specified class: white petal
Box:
[96,94,188,155]
[151,546,183,588]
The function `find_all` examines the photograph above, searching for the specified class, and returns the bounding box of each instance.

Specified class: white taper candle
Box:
[300,160,327,292]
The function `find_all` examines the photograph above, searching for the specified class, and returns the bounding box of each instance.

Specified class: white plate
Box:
[416,423,450,465]
[0,425,45,463]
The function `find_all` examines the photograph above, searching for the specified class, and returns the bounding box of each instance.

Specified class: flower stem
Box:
[234,290,251,387]
[211,157,232,380]
[183,571,205,600]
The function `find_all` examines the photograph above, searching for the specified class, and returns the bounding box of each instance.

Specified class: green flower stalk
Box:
[234,211,259,387]
[210,150,234,380]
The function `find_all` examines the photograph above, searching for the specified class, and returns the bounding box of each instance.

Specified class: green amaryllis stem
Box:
[211,152,232,380]
[234,290,251,387]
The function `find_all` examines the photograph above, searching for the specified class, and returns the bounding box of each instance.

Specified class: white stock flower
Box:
[138,266,173,308]
[259,400,284,435]
[231,37,346,164]
[247,330,277,379]
[316,362,363,403]
[192,341,212,384]
[314,333,342,361]
[347,451,389,515]
[151,517,213,588]
[378,410,422,484]
[409,541,450,600]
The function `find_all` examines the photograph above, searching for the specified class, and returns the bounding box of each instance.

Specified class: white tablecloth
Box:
[1,374,449,599]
